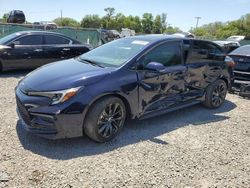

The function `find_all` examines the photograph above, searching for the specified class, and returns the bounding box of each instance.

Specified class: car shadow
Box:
[16,100,236,160]
[0,70,31,78]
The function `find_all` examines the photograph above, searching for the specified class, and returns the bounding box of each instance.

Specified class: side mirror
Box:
[10,42,15,48]
[144,62,165,72]
[10,41,19,48]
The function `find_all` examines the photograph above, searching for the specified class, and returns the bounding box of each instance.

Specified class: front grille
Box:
[16,97,31,125]
[234,71,250,81]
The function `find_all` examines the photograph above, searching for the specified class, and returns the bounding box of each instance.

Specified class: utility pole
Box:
[60,9,63,26]
[195,16,201,28]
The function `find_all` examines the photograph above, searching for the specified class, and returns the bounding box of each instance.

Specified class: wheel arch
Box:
[83,93,132,124]
[219,76,229,89]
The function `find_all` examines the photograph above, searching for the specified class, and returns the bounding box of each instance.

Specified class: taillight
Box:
[225,56,236,68]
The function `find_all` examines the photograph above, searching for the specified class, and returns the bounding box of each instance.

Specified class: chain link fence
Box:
[0,23,106,48]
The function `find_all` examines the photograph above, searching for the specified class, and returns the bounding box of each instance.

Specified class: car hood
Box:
[19,58,113,92]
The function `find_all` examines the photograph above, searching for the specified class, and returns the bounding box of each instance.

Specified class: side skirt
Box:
[139,100,202,120]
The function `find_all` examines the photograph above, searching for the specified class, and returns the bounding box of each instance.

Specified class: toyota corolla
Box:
[15,35,232,142]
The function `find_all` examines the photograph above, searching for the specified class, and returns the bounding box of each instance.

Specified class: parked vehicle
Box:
[7,10,25,24]
[239,84,250,98]
[172,32,195,38]
[228,45,250,90]
[15,35,232,142]
[120,28,135,37]
[32,21,58,30]
[0,31,91,71]
[110,30,121,38]
[227,35,245,42]
[214,40,240,54]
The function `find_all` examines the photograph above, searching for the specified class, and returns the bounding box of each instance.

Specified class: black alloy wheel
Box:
[211,82,227,107]
[97,102,125,138]
[203,79,227,109]
[84,96,126,142]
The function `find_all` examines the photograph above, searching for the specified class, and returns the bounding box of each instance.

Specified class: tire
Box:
[84,96,126,143]
[202,80,227,109]
[0,62,2,72]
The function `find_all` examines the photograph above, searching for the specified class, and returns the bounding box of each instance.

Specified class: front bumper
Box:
[232,70,250,91]
[15,86,91,139]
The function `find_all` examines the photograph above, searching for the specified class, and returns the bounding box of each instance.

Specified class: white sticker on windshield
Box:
[132,40,149,45]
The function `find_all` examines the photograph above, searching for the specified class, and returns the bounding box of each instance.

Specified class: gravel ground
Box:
[0,70,249,188]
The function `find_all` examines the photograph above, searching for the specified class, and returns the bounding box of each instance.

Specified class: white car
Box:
[227,35,245,42]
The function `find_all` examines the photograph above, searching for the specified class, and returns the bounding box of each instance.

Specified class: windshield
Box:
[0,33,20,45]
[79,38,150,67]
[230,45,250,56]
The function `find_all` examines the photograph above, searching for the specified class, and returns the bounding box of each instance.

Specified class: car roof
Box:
[126,34,212,44]
[127,34,181,42]
[15,30,64,36]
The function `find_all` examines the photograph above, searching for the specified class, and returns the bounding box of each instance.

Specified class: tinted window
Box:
[15,35,43,45]
[44,35,70,45]
[140,41,182,67]
[189,41,224,63]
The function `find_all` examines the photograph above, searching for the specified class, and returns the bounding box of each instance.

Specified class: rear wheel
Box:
[84,96,126,142]
[0,62,3,72]
[203,80,227,109]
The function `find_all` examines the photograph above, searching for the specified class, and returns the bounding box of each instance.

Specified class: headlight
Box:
[28,86,82,105]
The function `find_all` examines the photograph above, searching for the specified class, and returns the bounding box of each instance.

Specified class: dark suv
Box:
[7,10,25,24]
[15,35,232,142]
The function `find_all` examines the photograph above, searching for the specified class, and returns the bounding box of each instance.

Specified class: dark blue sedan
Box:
[15,35,232,142]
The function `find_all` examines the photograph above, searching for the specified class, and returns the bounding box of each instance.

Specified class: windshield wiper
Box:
[78,58,105,68]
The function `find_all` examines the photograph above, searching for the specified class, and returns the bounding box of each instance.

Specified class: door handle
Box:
[34,49,43,52]
[62,48,70,51]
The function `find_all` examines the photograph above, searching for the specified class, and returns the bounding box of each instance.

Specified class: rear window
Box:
[44,35,70,45]
[188,41,224,63]
[230,45,250,56]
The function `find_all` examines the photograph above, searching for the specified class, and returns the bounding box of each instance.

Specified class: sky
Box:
[0,0,250,31]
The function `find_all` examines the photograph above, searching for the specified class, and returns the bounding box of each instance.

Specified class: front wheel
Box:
[84,96,126,142]
[202,80,227,109]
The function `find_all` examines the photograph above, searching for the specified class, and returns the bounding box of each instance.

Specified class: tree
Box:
[53,17,80,27]
[142,13,154,34]
[104,7,115,21]
[2,13,9,23]
[190,13,250,39]
[104,7,115,29]
[134,16,142,33]
[165,26,181,34]
[161,13,167,32]
[153,15,162,34]
[81,15,102,28]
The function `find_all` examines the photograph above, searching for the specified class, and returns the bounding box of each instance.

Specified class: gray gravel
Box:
[0,70,249,188]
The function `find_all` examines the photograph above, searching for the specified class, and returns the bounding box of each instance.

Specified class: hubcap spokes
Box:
[212,83,226,106]
[97,103,124,138]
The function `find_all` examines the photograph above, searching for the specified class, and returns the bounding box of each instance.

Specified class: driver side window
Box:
[140,41,182,67]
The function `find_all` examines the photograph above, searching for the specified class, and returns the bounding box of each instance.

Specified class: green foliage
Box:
[1,7,182,34]
[80,15,102,28]
[141,13,154,34]
[165,26,181,34]
[53,17,80,27]
[153,15,162,34]
[191,13,250,39]
[79,8,174,34]
[2,13,9,23]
